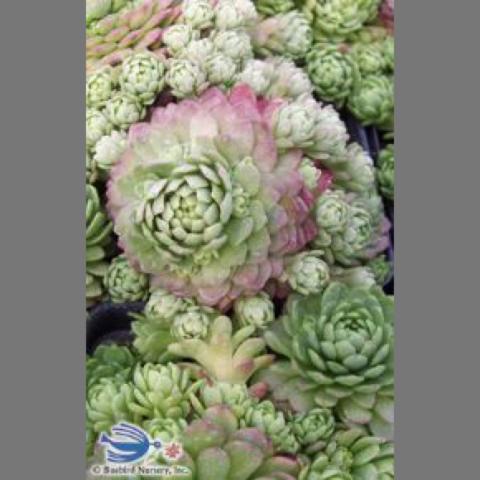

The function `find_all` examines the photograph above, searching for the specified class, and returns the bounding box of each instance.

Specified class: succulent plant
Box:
[103,92,146,129]
[86,152,99,184]
[252,11,313,60]
[129,362,201,420]
[346,25,390,45]
[119,51,166,104]
[233,292,275,331]
[351,42,386,76]
[86,0,130,26]
[86,378,139,433]
[337,382,394,441]
[237,57,313,100]
[242,400,300,454]
[93,130,127,175]
[179,38,215,64]
[86,67,117,108]
[347,74,394,130]
[171,305,214,340]
[86,344,136,389]
[214,0,258,30]
[86,184,113,304]
[367,254,393,287]
[380,0,394,30]
[174,405,301,479]
[143,416,188,442]
[299,158,322,191]
[330,265,377,289]
[86,109,113,148]
[182,0,215,29]
[382,36,395,72]
[107,86,321,308]
[145,288,194,322]
[163,24,199,55]
[211,30,253,67]
[306,44,359,106]
[291,408,336,454]
[104,254,150,302]
[324,142,376,194]
[86,0,181,73]
[299,429,394,479]
[165,58,209,99]
[376,144,394,201]
[168,315,275,384]
[313,189,390,267]
[258,283,394,428]
[255,0,295,16]
[283,250,330,295]
[131,290,197,363]
[192,381,258,421]
[204,53,237,88]
[302,0,381,42]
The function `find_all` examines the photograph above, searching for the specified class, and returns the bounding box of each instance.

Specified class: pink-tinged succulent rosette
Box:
[379,0,394,31]
[107,85,325,309]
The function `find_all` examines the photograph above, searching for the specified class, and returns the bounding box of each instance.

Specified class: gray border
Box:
[0,1,85,478]
[395,0,479,477]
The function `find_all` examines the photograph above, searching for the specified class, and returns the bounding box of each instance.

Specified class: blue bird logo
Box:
[99,422,162,464]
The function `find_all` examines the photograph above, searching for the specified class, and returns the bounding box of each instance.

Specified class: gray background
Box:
[0,0,479,478]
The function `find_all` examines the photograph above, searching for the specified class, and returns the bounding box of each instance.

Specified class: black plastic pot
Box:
[86,301,144,354]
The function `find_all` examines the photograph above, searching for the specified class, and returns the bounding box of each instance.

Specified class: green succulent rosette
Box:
[171,305,214,340]
[233,292,275,331]
[86,66,117,108]
[119,51,166,105]
[302,0,381,42]
[86,344,136,389]
[347,74,394,130]
[242,400,300,454]
[257,282,394,436]
[291,408,336,455]
[376,144,394,201]
[86,108,112,148]
[299,429,394,479]
[86,184,113,304]
[283,250,331,296]
[320,142,376,195]
[163,24,199,55]
[171,405,301,480]
[214,0,258,31]
[165,58,209,99]
[255,0,295,16]
[313,189,390,267]
[103,92,146,130]
[367,254,393,287]
[86,377,139,434]
[143,417,188,443]
[238,57,314,100]
[351,42,386,76]
[306,44,359,106]
[183,0,215,29]
[252,11,313,60]
[191,381,258,421]
[93,130,127,176]
[104,254,150,303]
[129,362,202,420]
